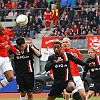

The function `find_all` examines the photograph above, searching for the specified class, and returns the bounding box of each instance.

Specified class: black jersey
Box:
[9,44,41,76]
[45,52,88,84]
[82,56,100,82]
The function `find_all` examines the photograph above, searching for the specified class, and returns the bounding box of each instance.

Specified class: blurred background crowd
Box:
[0,0,100,39]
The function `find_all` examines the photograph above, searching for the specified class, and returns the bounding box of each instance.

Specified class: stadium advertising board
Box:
[87,36,100,54]
[41,37,60,61]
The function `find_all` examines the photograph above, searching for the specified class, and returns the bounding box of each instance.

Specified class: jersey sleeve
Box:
[45,55,56,72]
[67,53,89,67]
[8,40,17,53]
[82,59,89,81]
[30,45,42,58]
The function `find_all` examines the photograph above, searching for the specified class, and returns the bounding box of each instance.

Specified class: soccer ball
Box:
[16,14,28,26]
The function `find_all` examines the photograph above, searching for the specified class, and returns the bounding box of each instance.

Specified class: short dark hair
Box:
[16,37,25,46]
[53,41,61,46]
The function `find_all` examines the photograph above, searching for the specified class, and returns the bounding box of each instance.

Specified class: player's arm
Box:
[82,65,89,81]
[29,38,41,58]
[30,45,41,58]
[45,56,56,72]
[8,40,20,55]
[67,53,89,67]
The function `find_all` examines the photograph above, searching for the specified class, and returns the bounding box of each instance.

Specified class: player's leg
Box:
[86,82,96,100]
[62,89,70,100]
[73,76,86,100]
[47,96,56,100]
[25,73,34,100]
[27,92,34,100]
[66,81,82,100]
[86,90,94,100]
[0,57,14,89]
[47,82,65,100]
[20,92,27,100]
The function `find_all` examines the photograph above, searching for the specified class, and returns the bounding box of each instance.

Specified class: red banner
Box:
[87,36,100,54]
[41,37,60,48]
[41,37,60,61]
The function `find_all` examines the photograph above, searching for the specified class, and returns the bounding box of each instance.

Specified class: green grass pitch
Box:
[0,98,99,100]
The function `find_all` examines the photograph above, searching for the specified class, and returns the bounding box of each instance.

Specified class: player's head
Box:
[0,24,4,35]
[88,47,96,59]
[53,41,62,55]
[62,38,71,49]
[16,37,26,51]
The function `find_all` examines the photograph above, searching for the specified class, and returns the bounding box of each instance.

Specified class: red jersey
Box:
[0,28,17,57]
[62,49,83,76]
[44,11,52,22]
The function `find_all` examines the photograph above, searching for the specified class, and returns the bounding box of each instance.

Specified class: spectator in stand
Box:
[87,30,92,36]
[17,4,24,15]
[73,11,80,25]
[93,6,99,25]
[97,25,100,35]
[90,21,96,31]
[39,0,48,20]
[60,13,68,28]
[68,7,75,25]
[88,0,96,5]
[13,23,20,37]
[5,0,12,9]
[92,26,98,35]
[78,24,85,35]
[29,22,37,39]
[76,0,85,7]
[60,27,65,37]
[33,15,42,33]
[52,4,59,27]
[3,0,7,4]
[98,0,100,6]
[87,8,94,22]
[84,19,89,30]
[24,0,30,9]
[18,0,24,9]
[80,30,86,39]
[64,27,69,36]
[31,0,39,15]
[44,7,52,31]
[12,1,18,10]
[73,24,79,35]
[79,7,87,24]
[68,29,73,40]
[49,0,56,11]
[27,8,36,22]
[0,0,5,9]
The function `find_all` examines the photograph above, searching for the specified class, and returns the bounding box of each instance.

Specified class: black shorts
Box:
[89,80,100,94]
[16,72,34,92]
[48,80,73,96]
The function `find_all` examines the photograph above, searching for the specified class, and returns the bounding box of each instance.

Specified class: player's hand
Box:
[73,53,78,58]
[29,38,33,47]
[56,57,63,63]
[5,45,10,50]
[89,62,96,67]
[15,49,20,55]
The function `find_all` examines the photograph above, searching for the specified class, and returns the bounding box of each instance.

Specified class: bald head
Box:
[62,38,71,49]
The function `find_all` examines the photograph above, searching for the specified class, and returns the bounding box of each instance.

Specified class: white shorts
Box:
[0,57,13,76]
[73,76,84,90]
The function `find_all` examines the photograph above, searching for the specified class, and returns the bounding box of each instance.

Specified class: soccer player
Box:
[0,24,20,89]
[45,41,90,100]
[82,47,100,100]
[8,37,41,100]
[61,37,86,100]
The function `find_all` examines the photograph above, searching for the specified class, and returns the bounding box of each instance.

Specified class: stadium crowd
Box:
[0,0,100,39]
